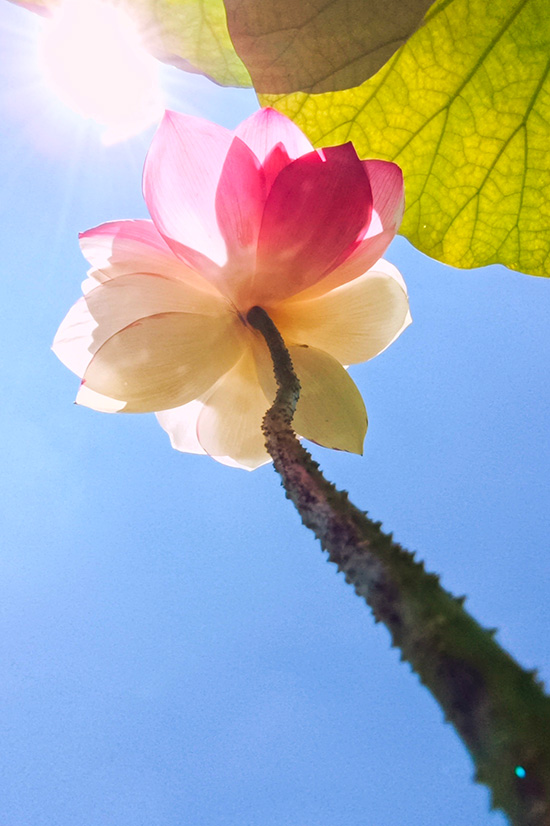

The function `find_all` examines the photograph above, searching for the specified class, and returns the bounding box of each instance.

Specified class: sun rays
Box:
[38,0,164,144]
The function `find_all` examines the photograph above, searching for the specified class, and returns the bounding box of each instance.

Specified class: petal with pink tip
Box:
[215,137,265,288]
[79,220,218,294]
[234,107,313,163]
[196,348,272,470]
[81,310,244,413]
[271,260,411,365]
[52,273,229,378]
[296,161,404,299]
[253,144,372,304]
[143,110,233,267]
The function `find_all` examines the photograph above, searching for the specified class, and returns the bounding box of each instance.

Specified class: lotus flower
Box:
[53,108,410,469]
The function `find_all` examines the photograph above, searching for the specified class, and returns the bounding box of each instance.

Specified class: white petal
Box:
[196,348,272,470]
[271,260,411,365]
[290,345,367,454]
[253,340,367,455]
[82,311,244,413]
[53,296,98,377]
[75,385,127,413]
[53,274,230,378]
[156,401,249,469]
[156,400,207,455]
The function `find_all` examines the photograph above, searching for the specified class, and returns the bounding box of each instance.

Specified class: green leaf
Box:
[9,0,252,88]
[262,0,550,277]
[224,0,435,93]
[120,0,251,87]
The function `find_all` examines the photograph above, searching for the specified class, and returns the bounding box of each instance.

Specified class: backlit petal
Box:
[216,137,265,253]
[196,348,271,470]
[253,340,367,455]
[363,160,405,237]
[82,310,244,413]
[54,106,410,470]
[143,110,233,267]
[295,161,404,299]
[234,107,313,164]
[271,260,411,365]
[290,345,367,454]
[214,137,265,299]
[261,143,293,194]
[157,400,249,468]
[156,400,207,455]
[75,385,126,413]
[53,273,229,378]
[79,220,218,294]
[253,144,372,304]
[53,296,97,377]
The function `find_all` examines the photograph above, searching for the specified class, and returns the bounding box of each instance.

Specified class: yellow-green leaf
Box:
[263,0,550,277]
[9,0,252,87]
[224,0,434,93]
[120,0,250,87]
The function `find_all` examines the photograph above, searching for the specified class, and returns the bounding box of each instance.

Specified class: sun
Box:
[39,0,164,144]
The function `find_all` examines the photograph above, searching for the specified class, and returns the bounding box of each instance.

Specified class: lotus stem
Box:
[247,304,550,826]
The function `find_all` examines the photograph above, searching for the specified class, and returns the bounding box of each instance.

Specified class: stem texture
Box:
[247,305,550,826]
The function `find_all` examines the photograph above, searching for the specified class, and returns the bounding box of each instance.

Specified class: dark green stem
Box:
[247,305,550,826]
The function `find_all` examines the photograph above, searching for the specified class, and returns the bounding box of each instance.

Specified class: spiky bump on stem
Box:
[247,305,550,826]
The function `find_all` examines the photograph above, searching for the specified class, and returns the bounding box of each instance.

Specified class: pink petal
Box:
[79,220,219,295]
[252,143,373,305]
[214,137,266,296]
[234,107,313,164]
[292,161,404,300]
[261,143,293,193]
[143,110,233,267]
[296,228,396,300]
[363,160,405,237]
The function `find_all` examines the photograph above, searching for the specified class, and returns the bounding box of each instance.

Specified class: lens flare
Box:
[39,0,164,143]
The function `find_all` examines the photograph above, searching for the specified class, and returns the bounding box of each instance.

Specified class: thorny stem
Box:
[247,305,550,826]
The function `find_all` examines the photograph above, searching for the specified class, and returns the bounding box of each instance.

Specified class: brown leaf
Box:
[225,0,435,93]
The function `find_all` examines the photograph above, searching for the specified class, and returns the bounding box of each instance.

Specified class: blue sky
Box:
[1,3,549,824]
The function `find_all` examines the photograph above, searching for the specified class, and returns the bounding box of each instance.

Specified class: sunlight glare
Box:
[39,0,164,144]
